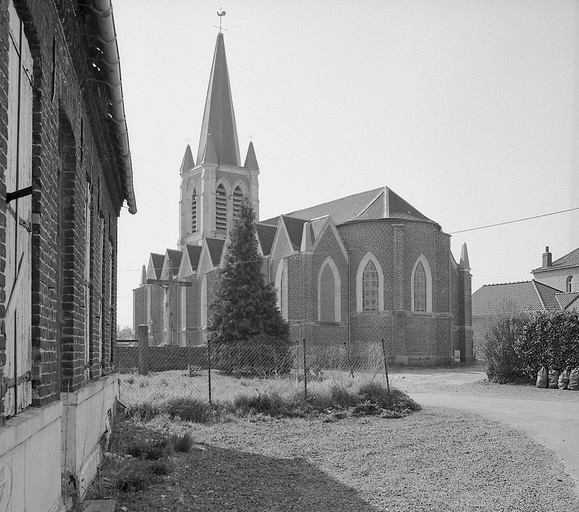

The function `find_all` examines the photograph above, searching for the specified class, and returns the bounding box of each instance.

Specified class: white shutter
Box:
[5,0,33,417]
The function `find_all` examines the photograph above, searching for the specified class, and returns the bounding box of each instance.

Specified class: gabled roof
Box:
[533,247,579,273]
[148,253,165,280]
[196,33,240,167]
[256,223,276,256]
[472,280,563,316]
[165,249,182,276]
[281,215,307,251]
[185,244,202,271]
[262,187,437,227]
[205,237,225,267]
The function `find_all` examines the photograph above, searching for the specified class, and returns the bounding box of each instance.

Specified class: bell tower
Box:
[178,31,259,249]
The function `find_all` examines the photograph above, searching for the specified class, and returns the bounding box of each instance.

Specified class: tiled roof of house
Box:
[205,238,225,267]
[261,187,437,227]
[256,223,276,256]
[472,280,563,316]
[555,291,579,310]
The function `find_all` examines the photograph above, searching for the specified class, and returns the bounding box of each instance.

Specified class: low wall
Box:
[117,346,208,373]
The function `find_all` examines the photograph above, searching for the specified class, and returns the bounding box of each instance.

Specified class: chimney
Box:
[542,246,552,268]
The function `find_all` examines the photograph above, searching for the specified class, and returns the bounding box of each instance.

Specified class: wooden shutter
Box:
[5,1,33,416]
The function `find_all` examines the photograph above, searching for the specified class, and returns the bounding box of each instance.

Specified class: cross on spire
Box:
[214,9,227,33]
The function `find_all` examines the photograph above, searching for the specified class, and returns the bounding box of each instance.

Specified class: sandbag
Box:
[558,369,570,390]
[536,366,548,388]
[569,368,579,391]
[548,369,560,389]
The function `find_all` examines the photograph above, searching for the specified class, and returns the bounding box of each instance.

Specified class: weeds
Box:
[168,432,195,453]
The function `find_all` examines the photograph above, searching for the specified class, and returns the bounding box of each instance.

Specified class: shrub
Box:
[168,432,195,453]
[126,402,164,422]
[126,438,168,460]
[114,459,151,492]
[481,315,527,383]
[232,391,289,416]
[516,310,579,380]
[166,397,212,423]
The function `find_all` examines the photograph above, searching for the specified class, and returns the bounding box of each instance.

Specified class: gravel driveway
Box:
[389,367,579,498]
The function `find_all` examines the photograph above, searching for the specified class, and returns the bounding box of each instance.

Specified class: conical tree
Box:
[208,199,289,345]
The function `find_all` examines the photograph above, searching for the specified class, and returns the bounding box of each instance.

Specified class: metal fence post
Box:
[302,338,307,400]
[138,324,149,375]
[207,339,212,405]
[381,338,390,392]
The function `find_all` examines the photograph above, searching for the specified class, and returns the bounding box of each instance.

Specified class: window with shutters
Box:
[215,184,227,234]
[191,188,197,233]
[4,0,33,416]
[232,186,244,219]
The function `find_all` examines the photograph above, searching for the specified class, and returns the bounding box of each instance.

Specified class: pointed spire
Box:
[459,243,470,271]
[243,141,259,170]
[300,221,314,253]
[197,32,240,166]
[179,145,195,174]
[200,133,218,165]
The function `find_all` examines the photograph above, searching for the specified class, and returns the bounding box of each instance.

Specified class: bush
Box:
[166,397,212,423]
[516,310,579,380]
[168,432,195,453]
[481,315,527,383]
[126,438,168,460]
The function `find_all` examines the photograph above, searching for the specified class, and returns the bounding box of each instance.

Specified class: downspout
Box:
[91,0,137,214]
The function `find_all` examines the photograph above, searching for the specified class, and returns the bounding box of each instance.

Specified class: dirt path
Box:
[390,368,579,498]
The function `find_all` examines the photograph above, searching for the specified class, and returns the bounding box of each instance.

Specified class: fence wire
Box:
[117,339,391,407]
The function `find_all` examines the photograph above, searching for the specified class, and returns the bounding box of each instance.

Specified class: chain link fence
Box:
[117,336,392,408]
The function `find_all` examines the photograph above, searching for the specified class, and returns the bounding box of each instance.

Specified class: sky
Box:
[112,0,579,329]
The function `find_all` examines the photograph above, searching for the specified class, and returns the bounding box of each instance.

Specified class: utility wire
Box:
[449,206,579,234]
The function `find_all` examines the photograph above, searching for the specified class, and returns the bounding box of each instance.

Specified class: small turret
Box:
[244,141,259,170]
[542,246,552,268]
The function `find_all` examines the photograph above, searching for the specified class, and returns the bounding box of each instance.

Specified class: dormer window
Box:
[567,275,573,293]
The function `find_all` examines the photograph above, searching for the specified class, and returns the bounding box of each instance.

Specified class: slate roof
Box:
[280,215,307,251]
[532,247,579,273]
[185,244,202,271]
[472,280,563,316]
[256,223,276,256]
[149,253,165,280]
[261,187,437,227]
[197,33,240,166]
[165,249,183,276]
[205,238,225,266]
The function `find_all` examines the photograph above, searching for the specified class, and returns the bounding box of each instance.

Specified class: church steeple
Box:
[197,32,240,166]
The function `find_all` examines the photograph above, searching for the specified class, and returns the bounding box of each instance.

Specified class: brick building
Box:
[0,0,136,510]
[134,32,472,366]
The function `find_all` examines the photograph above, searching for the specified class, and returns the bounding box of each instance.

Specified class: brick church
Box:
[134,32,473,365]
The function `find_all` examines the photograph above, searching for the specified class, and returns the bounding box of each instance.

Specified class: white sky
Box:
[113,0,579,329]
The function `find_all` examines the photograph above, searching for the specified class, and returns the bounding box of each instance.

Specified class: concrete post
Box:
[138,324,149,375]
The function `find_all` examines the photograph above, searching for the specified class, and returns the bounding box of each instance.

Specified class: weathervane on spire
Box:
[214,9,227,33]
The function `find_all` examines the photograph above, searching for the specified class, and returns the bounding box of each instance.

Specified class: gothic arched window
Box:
[413,262,427,312]
[191,188,197,233]
[362,261,379,312]
[318,258,340,322]
[233,186,244,219]
[215,184,227,234]
[567,275,573,293]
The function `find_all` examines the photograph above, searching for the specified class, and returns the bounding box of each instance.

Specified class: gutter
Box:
[91,0,137,214]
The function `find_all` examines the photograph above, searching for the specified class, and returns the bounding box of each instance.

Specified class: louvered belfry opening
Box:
[216,184,227,234]
[232,186,243,219]
[191,189,197,233]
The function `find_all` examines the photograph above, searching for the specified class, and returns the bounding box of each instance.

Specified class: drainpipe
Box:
[91,0,137,214]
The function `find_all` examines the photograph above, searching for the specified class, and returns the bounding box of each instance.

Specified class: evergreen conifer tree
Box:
[208,200,289,345]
